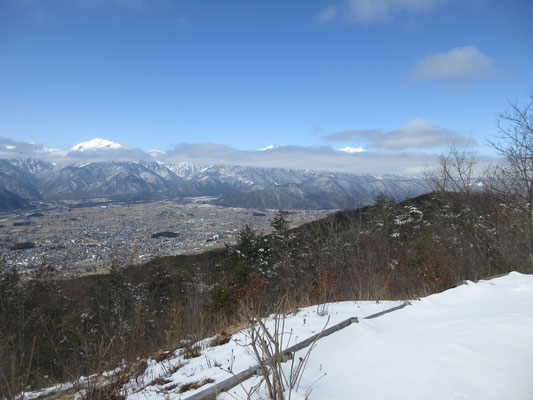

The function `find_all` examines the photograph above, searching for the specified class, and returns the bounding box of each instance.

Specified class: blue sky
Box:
[0,0,532,173]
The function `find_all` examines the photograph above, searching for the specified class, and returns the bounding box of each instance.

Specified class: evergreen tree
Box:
[236,224,259,263]
[270,209,291,237]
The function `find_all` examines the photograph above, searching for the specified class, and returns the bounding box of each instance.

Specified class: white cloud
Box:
[164,143,437,175]
[325,118,473,149]
[409,46,495,83]
[318,0,445,24]
[0,136,152,162]
[327,129,379,142]
[0,137,437,175]
[0,137,65,158]
[0,136,487,175]
[148,149,164,155]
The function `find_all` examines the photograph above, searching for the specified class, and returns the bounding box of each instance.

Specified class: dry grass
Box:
[178,378,215,393]
[152,350,174,363]
[81,375,129,400]
[164,383,179,391]
[223,319,249,336]
[130,360,148,379]
[148,377,172,386]
[209,331,232,347]
[182,343,202,359]
[166,361,185,375]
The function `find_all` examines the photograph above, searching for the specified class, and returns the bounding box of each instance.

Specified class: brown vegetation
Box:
[178,378,215,393]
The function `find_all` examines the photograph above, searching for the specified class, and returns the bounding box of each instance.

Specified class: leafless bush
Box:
[242,297,327,400]
[425,141,481,197]
[488,93,533,268]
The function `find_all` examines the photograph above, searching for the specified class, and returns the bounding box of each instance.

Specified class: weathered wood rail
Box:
[185,301,410,400]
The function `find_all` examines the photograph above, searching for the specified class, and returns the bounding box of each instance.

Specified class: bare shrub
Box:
[242,297,327,400]
[489,93,533,269]
[79,373,130,400]
[425,141,480,196]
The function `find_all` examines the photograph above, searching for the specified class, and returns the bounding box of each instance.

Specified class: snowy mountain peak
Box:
[258,144,283,151]
[70,138,123,152]
[338,146,365,153]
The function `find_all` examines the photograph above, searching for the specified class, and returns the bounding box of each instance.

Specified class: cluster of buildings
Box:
[0,199,329,277]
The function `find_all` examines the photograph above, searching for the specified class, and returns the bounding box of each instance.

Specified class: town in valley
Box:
[0,197,330,277]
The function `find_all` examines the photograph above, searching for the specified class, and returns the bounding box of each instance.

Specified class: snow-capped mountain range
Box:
[0,156,429,212]
[0,138,431,211]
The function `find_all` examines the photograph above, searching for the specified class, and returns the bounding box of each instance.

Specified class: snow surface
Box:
[22,272,533,399]
[224,272,533,400]
[338,146,366,153]
[258,144,284,151]
[124,301,403,400]
[70,138,123,151]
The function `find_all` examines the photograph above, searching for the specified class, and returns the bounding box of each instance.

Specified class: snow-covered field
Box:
[24,272,533,399]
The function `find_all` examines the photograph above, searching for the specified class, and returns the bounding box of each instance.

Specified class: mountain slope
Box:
[38,162,178,200]
[217,175,428,209]
[1,159,429,209]
[0,160,42,200]
[0,187,30,211]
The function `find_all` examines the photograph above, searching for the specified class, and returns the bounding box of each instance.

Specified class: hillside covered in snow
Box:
[24,272,533,399]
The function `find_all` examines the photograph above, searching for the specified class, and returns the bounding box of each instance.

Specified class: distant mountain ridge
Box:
[0,158,429,210]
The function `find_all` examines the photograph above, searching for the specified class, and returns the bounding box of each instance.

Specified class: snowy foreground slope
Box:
[25,272,533,399]
[222,272,533,400]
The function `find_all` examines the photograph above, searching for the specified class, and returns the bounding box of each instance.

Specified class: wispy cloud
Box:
[317,0,446,24]
[163,143,437,175]
[0,134,491,175]
[325,118,473,149]
[0,136,153,163]
[0,137,65,158]
[409,46,496,84]
[0,136,448,175]
[316,5,338,23]
[327,129,380,142]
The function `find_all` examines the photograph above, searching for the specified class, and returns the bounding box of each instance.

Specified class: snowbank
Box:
[225,272,533,399]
